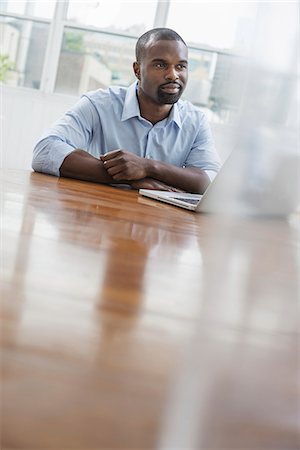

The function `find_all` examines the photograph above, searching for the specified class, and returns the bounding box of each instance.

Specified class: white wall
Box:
[2,85,78,170]
[1,85,234,171]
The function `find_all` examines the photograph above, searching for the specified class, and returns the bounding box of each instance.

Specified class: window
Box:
[55,28,136,95]
[55,1,159,95]
[3,0,295,126]
[162,2,259,121]
[166,2,258,52]
[0,0,55,19]
[0,16,50,88]
[66,0,158,35]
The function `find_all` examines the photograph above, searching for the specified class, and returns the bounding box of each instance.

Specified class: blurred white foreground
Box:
[201,2,299,217]
[158,2,299,449]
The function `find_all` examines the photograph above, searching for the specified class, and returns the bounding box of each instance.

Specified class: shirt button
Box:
[146,155,152,159]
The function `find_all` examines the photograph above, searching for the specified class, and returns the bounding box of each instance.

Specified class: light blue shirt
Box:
[32,82,221,180]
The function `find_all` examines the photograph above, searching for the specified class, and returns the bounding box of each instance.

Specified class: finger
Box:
[106,165,125,178]
[103,161,130,180]
[111,172,127,181]
[102,158,121,170]
[101,150,122,161]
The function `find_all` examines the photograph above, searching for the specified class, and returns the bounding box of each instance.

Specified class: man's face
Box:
[134,39,188,105]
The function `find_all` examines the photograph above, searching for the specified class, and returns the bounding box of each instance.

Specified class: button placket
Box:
[145,127,156,160]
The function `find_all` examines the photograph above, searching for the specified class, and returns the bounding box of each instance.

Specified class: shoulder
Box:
[178,99,207,120]
[82,85,128,109]
[177,98,205,116]
[177,99,209,128]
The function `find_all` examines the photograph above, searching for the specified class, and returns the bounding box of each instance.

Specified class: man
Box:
[33,28,221,193]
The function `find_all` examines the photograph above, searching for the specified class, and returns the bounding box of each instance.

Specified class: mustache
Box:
[159,82,182,89]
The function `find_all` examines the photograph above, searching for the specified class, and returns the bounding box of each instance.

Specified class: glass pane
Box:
[165,2,258,124]
[0,0,55,19]
[183,48,247,123]
[55,28,136,96]
[67,0,158,35]
[0,16,50,89]
[166,1,258,52]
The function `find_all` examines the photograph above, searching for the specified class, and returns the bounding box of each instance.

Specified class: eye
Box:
[177,64,187,70]
[154,62,166,69]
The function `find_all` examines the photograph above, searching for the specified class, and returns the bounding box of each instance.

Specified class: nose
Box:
[165,66,179,81]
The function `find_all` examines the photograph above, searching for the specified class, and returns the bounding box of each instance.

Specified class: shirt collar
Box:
[166,100,182,129]
[121,81,182,129]
[121,82,141,121]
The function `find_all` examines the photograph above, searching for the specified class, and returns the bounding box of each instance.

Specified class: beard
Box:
[157,86,183,104]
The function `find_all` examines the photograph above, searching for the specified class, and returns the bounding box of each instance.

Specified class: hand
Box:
[130,178,184,192]
[100,150,148,181]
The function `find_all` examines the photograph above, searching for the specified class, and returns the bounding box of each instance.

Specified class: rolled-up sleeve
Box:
[32,96,97,176]
[184,113,221,181]
[32,137,76,177]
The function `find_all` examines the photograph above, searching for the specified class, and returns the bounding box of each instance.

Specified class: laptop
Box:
[139,151,299,217]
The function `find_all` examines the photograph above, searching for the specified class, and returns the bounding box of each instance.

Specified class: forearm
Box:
[146,160,211,194]
[59,151,172,191]
[60,149,117,184]
[100,150,211,193]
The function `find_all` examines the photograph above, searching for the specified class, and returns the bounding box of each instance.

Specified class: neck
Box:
[137,89,173,125]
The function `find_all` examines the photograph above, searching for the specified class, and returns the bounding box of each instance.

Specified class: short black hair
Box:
[135,28,187,62]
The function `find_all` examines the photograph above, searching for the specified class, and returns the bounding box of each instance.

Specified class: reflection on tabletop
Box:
[2,169,299,449]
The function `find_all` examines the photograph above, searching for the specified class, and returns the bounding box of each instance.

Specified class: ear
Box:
[133,62,140,80]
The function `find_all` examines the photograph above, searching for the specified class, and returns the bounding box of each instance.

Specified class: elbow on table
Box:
[32,142,46,174]
[32,143,41,172]
[32,138,57,176]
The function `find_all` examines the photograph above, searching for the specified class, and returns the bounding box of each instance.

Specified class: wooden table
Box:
[1,170,299,449]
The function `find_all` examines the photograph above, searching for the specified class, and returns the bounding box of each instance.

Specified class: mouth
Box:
[160,83,181,94]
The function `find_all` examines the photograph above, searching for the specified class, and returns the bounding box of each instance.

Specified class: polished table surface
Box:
[1,169,299,449]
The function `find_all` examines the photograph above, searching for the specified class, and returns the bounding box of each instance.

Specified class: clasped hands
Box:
[100,149,148,181]
[100,149,182,192]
